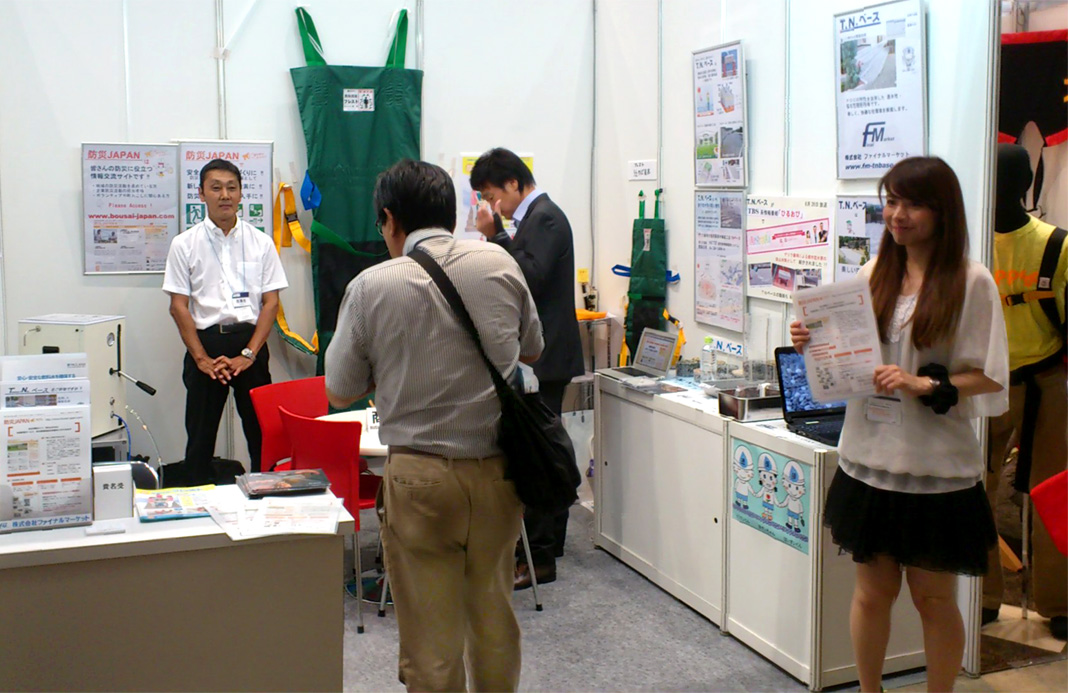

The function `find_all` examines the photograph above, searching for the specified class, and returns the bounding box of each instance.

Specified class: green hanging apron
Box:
[291,7,423,371]
[623,192,669,356]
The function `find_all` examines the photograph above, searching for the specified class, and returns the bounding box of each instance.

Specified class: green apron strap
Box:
[654,188,662,219]
[295,7,326,67]
[310,220,389,258]
[386,9,408,68]
[638,190,646,221]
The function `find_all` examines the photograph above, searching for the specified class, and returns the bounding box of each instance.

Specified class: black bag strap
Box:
[1037,226,1067,341]
[408,249,514,396]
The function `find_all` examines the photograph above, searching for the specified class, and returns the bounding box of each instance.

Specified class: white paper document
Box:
[793,278,883,401]
[210,495,343,540]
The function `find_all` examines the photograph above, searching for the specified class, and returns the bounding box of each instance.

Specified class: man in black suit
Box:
[472,148,584,590]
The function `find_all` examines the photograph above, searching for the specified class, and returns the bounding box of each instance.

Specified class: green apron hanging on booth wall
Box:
[291,7,422,371]
[612,191,677,359]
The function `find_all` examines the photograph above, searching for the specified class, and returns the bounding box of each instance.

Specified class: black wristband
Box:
[917,363,958,415]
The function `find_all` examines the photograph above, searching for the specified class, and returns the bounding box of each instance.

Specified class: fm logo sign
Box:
[862,122,891,147]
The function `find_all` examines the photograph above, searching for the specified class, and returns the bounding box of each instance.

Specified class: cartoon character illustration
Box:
[733,446,755,510]
[779,460,807,533]
[756,453,779,521]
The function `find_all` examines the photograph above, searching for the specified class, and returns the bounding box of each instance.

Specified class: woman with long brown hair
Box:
[792,157,1009,692]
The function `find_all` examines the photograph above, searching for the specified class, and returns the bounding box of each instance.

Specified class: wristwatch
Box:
[241,347,256,362]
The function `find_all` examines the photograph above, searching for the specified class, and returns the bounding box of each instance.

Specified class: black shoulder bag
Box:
[408,249,580,512]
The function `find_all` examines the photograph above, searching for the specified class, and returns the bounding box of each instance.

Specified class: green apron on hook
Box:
[625,190,669,356]
[291,7,422,372]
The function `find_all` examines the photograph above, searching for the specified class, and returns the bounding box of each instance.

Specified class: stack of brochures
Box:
[235,469,331,499]
[135,485,214,522]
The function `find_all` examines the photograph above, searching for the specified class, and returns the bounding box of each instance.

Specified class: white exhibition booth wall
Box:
[593,0,1000,353]
[0,0,1000,470]
[0,0,594,465]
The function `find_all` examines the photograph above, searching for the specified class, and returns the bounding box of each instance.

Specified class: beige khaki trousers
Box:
[381,449,523,692]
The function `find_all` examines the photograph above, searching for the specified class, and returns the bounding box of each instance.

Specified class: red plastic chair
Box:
[249,376,328,472]
[278,406,382,633]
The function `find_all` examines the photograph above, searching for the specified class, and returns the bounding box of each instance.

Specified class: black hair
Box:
[468,148,536,192]
[199,158,242,188]
[373,159,456,234]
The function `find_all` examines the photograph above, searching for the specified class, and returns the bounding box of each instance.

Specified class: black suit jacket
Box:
[491,193,584,384]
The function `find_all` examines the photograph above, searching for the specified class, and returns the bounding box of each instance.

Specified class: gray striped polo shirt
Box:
[325,230,544,459]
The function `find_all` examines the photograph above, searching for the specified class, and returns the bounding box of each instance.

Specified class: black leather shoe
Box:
[1050,616,1067,641]
[981,607,999,626]
[514,563,556,591]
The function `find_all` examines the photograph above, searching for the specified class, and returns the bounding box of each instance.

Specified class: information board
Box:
[693,41,747,188]
[82,143,179,274]
[834,0,926,179]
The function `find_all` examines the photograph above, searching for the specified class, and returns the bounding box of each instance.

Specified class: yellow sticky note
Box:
[577,268,590,284]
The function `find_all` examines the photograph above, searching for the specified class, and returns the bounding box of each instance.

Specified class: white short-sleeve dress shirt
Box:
[162,218,288,330]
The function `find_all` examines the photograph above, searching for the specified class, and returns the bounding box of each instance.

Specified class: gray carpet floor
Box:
[342,505,811,692]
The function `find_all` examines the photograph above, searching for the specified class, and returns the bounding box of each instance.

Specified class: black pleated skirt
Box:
[823,466,997,575]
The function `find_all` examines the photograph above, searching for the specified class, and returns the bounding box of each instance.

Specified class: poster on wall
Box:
[177,141,273,237]
[693,41,747,188]
[456,152,533,240]
[695,190,745,331]
[81,143,179,274]
[834,0,926,179]
[835,195,885,278]
[730,439,810,554]
[746,196,833,303]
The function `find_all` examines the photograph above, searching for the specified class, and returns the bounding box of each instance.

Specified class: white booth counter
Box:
[726,419,924,690]
[594,374,727,626]
[0,486,354,692]
[595,374,925,690]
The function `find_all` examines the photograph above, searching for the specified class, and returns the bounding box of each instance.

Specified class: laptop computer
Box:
[773,346,846,447]
[600,327,679,381]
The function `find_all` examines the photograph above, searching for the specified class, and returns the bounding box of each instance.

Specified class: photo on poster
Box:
[835,195,885,278]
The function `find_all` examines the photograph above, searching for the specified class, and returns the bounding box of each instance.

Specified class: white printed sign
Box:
[693,41,747,188]
[343,89,375,112]
[834,0,926,179]
[82,143,179,274]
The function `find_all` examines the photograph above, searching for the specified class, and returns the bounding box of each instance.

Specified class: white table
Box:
[0,486,354,692]
[318,408,387,456]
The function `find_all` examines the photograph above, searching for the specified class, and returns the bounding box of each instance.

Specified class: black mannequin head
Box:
[995,143,1032,233]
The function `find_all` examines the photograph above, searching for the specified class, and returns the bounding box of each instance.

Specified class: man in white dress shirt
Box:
[162,159,288,482]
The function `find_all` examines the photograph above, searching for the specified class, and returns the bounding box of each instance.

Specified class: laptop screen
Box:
[634,328,677,375]
[775,348,847,416]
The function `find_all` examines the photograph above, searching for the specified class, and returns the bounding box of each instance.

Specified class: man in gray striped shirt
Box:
[325,160,543,692]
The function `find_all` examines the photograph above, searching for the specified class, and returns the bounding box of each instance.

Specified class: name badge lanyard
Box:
[206,226,249,304]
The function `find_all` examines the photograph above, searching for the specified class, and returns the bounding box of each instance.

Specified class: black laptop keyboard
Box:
[615,367,646,377]
[794,420,843,446]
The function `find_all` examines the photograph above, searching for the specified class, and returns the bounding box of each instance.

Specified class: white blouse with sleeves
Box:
[837,260,1009,493]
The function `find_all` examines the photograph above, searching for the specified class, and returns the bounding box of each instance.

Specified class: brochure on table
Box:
[81,143,179,275]
[693,41,747,188]
[745,196,833,303]
[834,0,926,179]
[695,190,745,331]
[177,140,274,237]
[835,195,885,278]
[0,355,92,533]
